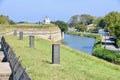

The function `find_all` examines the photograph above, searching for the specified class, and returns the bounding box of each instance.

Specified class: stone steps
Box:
[0,38,12,80]
[0,51,5,62]
[0,62,12,80]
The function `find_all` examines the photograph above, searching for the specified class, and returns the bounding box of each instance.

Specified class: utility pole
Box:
[104,30,106,48]
[104,26,107,48]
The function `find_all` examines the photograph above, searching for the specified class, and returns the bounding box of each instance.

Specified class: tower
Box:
[43,17,50,24]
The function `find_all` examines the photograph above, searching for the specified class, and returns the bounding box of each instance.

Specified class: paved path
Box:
[0,37,12,80]
[102,35,120,52]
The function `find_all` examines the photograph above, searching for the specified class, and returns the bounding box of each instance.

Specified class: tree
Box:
[104,11,120,47]
[0,15,15,25]
[18,21,30,24]
[0,15,9,24]
[96,17,106,28]
[69,15,79,27]
[9,20,16,25]
[115,25,120,47]
[53,20,68,32]
[104,11,120,35]
[69,14,95,28]
[75,24,86,32]
[80,14,94,25]
[114,25,120,38]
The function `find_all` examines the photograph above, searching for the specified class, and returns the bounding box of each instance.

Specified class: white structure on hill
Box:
[43,17,50,24]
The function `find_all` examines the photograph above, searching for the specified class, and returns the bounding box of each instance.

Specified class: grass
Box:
[4,35,120,80]
[0,24,59,33]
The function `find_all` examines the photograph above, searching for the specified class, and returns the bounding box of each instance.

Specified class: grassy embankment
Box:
[4,35,120,80]
[0,24,59,32]
[67,31,120,65]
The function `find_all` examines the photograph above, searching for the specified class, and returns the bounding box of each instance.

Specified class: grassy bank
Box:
[4,35,120,80]
[0,24,59,32]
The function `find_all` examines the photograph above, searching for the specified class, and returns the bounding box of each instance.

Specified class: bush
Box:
[52,21,68,32]
[88,28,98,33]
[115,58,120,64]
[117,39,120,48]
[92,44,120,65]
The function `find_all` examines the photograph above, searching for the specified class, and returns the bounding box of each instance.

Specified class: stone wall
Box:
[0,29,64,42]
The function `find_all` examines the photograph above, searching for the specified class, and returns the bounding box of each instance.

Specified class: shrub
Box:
[117,39,120,48]
[92,40,120,65]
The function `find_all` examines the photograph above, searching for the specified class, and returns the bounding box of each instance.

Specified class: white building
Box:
[43,17,50,24]
[87,24,95,31]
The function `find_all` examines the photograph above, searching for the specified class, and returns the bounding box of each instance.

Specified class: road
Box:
[102,35,120,52]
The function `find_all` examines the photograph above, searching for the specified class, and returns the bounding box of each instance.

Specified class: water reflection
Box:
[62,34,95,54]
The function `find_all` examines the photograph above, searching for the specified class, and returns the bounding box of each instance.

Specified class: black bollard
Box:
[13,30,17,36]
[52,44,60,64]
[29,35,34,48]
[19,32,23,40]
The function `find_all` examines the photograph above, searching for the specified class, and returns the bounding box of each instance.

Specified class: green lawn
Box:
[4,35,120,80]
[0,24,59,32]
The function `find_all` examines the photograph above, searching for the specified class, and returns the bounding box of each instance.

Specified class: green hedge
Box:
[93,48,120,64]
[116,39,120,48]
[92,33,120,65]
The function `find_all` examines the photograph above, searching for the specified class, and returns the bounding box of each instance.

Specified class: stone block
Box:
[0,62,12,80]
[0,51,5,62]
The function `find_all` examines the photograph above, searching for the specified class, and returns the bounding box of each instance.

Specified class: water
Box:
[62,34,95,54]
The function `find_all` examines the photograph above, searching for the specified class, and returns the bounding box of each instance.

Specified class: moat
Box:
[63,34,95,54]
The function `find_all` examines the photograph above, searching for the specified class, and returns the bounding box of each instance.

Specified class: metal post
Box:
[19,32,23,40]
[13,30,17,36]
[49,31,51,40]
[52,44,60,64]
[104,30,106,48]
[61,32,64,39]
[29,35,34,48]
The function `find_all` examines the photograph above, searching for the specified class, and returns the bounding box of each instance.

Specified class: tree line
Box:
[0,15,15,25]
[0,15,31,25]
[68,11,120,47]
[1,11,120,47]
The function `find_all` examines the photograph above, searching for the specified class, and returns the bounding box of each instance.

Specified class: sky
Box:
[0,0,120,23]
